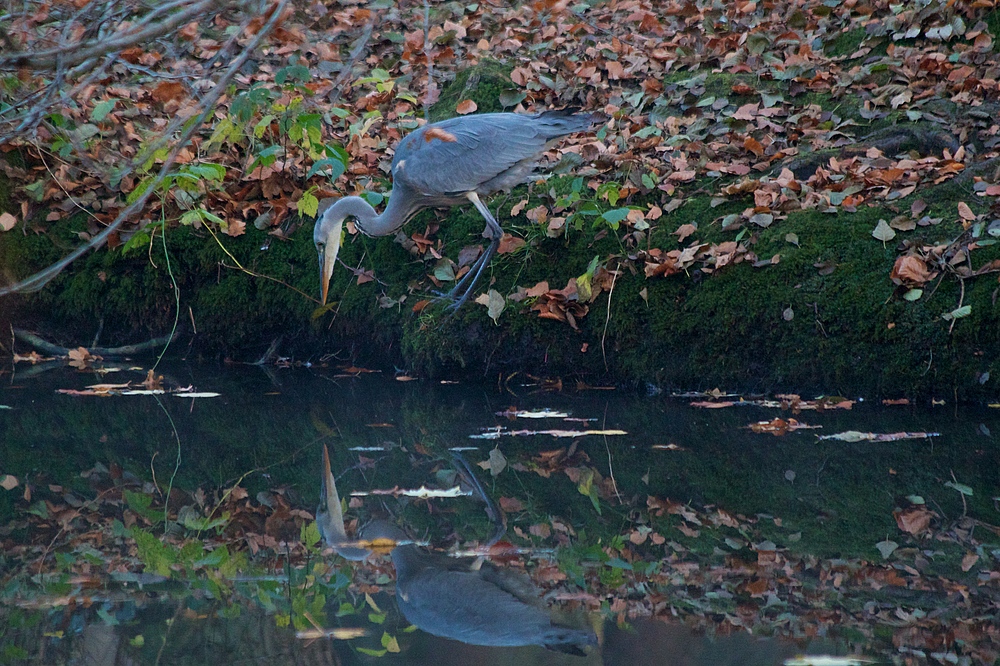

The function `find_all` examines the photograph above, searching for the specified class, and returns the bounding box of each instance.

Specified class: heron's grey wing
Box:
[391,114,552,196]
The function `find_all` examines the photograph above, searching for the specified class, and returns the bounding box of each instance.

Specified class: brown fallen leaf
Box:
[455,99,477,114]
[893,506,935,535]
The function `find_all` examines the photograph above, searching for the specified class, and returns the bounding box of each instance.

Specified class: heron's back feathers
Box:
[391,110,601,199]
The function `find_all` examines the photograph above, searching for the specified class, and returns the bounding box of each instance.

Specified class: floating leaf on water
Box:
[349,486,470,498]
[818,431,939,442]
[497,408,570,419]
[470,428,627,439]
[651,443,686,451]
[784,655,875,665]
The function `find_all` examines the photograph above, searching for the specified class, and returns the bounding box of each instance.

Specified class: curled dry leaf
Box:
[890,255,937,286]
[529,279,589,330]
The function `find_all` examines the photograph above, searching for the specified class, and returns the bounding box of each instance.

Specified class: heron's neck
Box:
[335,188,418,238]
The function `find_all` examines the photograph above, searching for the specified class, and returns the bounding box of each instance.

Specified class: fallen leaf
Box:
[957,201,976,221]
[455,99,477,114]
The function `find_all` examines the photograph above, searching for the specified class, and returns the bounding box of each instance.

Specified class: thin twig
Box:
[601,264,618,372]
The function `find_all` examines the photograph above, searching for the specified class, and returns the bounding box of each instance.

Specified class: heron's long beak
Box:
[318,218,344,305]
[317,444,371,561]
[318,443,347,544]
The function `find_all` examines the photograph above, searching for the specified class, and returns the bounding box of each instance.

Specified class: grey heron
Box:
[314,447,596,654]
[313,109,600,309]
[360,519,598,655]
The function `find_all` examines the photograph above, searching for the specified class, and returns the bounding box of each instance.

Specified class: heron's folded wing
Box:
[392,114,552,196]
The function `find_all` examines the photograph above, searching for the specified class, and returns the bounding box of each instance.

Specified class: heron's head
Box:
[314,199,345,306]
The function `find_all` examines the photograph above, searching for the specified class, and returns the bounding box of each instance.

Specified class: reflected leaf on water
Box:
[818,430,940,442]
[651,443,686,450]
[784,656,874,666]
[749,418,821,436]
[349,485,470,498]
[471,427,627,439]
[496,407,571,419]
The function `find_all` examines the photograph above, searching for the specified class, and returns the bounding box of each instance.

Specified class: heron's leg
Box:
[442,193,503,310]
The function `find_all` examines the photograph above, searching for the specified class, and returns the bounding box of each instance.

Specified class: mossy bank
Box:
[2,61,999,402]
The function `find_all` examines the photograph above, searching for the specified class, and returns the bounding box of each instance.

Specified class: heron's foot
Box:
[428,284,474,311]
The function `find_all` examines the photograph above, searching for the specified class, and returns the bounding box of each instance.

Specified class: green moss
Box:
[823,27,867,57]
[429,58,515,121]
[986,8,1000,50]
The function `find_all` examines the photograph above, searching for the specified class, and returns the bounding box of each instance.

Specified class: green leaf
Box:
[945,481,973,496]
[91,100,116,122]
[179,210,202,226]
[357,648,387,657]
[307,157,346,180]
[433,260,456,282]
[942,305,972,321]
[253,114,276,139]
[600,208,631,229]
[276,64,311,85]
[381,633,400,653]
[184,163,226,181]
[127,177,157,205]
[121,230,151,255]
[903,289,923,301]
[299,191,320,218]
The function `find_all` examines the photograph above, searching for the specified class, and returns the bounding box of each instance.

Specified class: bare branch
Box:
[0,0,291,297]
[0,0,225,71]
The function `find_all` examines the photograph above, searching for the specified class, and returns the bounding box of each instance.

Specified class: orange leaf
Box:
[744,136,764,157]
[957,202,976,221]
[526,281,550,298]
[891,255,935,286]
[497,233,525,254]
[423,127,457,143]
[455,99,477,114]
[152,82,186,105]
[893,506,933,535]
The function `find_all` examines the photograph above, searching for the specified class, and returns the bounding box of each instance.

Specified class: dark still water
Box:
[1,363,998,664]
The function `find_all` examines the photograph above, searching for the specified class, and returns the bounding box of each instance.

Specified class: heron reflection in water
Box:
[316,445,597,656]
